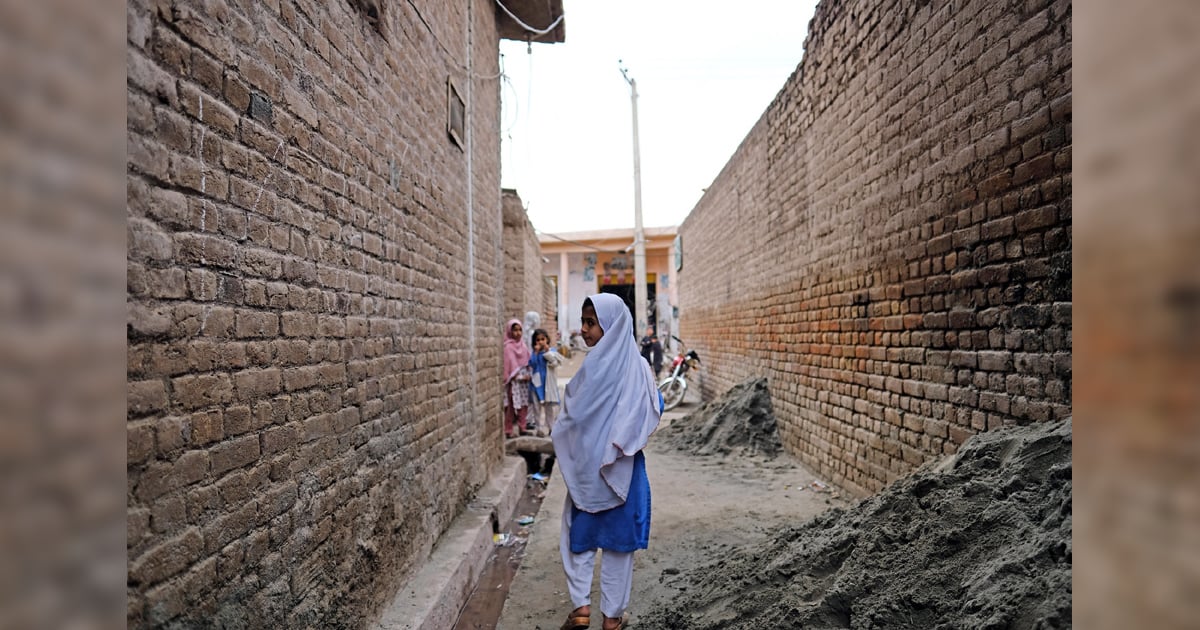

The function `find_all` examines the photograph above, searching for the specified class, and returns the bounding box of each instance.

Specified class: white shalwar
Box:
[560,493,635,618]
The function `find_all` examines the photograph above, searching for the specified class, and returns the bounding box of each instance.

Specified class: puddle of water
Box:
[452,460,553,629]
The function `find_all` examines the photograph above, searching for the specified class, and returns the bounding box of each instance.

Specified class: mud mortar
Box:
[639,419,1073,630]
[657,377,783,458]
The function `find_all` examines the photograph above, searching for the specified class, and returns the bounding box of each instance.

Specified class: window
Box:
[446,78,465,150]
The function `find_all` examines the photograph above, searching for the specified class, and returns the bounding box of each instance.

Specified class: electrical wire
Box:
[405,0,503,80]
[501,70,520,134]
[493,0,565,37]
[524,35,533,179]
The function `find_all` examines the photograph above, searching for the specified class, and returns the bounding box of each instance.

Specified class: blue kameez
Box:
[568,451,651,553]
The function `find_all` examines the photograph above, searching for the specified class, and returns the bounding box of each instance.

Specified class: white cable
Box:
[494,0,564,37]
[406,0,503,79]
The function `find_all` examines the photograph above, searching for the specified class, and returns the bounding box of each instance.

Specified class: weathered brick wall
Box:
[678,0,1071,496]
[127,0,508,626]
[542,276,559,343]
[501,188,544,323]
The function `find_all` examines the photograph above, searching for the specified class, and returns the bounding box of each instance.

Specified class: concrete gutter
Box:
[373,455,527,630]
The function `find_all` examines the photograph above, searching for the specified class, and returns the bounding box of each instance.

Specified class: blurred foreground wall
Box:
[678,0,1072,496]
[1074,2,1200,629]
[126,0,518,625]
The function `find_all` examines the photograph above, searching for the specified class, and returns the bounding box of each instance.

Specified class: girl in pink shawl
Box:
[502,318,532,438]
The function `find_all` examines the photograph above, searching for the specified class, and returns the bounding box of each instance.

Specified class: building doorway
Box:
[599,282,657,335]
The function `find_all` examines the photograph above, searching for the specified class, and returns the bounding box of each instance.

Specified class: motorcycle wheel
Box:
[659,376,686,411]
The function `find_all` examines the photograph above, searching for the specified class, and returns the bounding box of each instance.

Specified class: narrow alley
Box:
[450,353,846,629]
[125,0,1073,628]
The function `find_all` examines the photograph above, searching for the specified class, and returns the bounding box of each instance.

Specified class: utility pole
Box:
[619,61,648,336]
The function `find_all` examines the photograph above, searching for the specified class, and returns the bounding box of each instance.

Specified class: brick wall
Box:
[678,0,1071,496]
[542,276,559,343]
[501,188,544,324]
[127,0,510,626]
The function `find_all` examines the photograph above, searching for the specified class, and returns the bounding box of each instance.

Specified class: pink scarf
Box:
[503,318,530,382]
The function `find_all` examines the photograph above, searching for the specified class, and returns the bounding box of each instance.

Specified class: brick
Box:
[150,494,188,534]
[203,498,259,553]
[216,470,252,508]
[155,416,189,457]
[190,409,224,445]
[1012,106,1050,142]
[281,311,317,337]
[302,414,334,442]
[263,481,299,519]
[234,368,283,400]
[129,526,204,586]
[129,379,169,416]
[214,405,250,438]
[1013,153,1055,185]
[172,374,234,410]
[144,579,185,625]
[236,311,280,338]
[129,421,156,465]
[980,217,1014,240]
[978,172,1011,197]
[948,425,974,444]
[978,126,1009,158]
[211,434,261,475]
[1014,204,1058,232]
[1010,9,1049,51]
[262,424,298,455]
[923,418,949,438]
[949,351,977,368]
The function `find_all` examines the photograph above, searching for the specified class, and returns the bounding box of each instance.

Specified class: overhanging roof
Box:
[538,227,679,254]
[496,0,566,44]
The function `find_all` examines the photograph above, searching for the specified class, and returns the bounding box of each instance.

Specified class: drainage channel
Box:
[452,457,552,629]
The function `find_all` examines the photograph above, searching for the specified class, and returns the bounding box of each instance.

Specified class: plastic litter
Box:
[529,472,548,482]
[516,515,535,526]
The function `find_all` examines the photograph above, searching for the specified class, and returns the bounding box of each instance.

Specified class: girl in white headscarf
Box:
[522,310,541,349]
[551,293,661,630]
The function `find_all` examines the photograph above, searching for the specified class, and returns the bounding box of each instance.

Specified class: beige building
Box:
[539,227,680,350]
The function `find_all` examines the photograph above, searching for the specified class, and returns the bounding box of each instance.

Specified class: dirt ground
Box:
[494,386,849,629]
[494,443,848,629]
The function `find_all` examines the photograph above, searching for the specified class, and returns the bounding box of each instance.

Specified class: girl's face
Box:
[580,305,603,347]
[533,333,549,352]
[509,323,523,340]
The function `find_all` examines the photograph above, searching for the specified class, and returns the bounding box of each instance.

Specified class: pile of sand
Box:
[640,419,1072,629]
[656,377,783,458]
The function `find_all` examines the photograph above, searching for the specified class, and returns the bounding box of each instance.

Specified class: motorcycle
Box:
[657,343,700,411]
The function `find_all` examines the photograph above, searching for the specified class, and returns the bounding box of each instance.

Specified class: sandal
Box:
[602,613,629,630]
[560,612,589,630]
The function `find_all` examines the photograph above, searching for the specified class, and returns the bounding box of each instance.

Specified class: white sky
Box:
[498,0,820,235]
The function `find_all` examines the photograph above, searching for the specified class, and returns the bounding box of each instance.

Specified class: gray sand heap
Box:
[640,419,1072,630]
[657,377,783,458]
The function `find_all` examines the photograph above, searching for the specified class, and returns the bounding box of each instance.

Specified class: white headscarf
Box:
[551,293,661,513]
[523,310,541,348]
